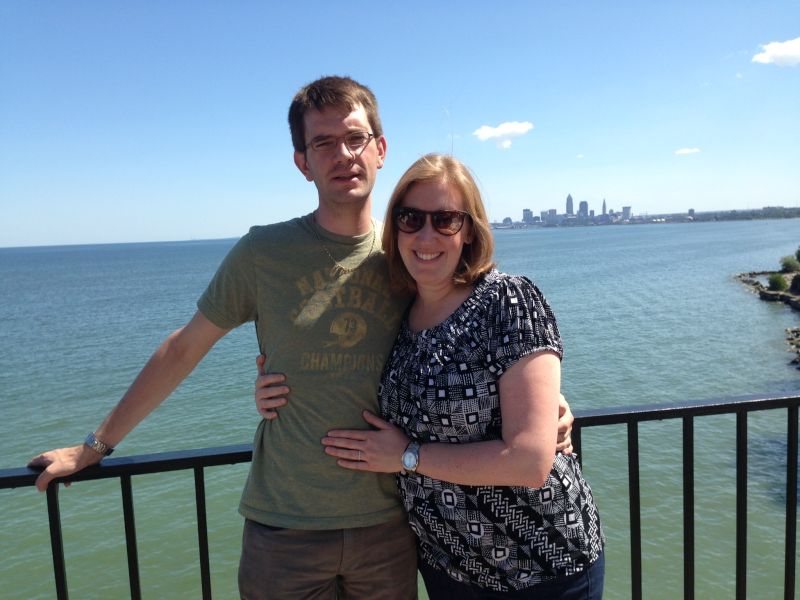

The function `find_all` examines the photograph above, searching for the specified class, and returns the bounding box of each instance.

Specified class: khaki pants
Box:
[238,516,418,600]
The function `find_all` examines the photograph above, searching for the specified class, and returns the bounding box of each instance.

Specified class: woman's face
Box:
[396,179,473,293]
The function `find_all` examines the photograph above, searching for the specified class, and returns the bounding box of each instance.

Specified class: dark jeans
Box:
[419,552,604,600]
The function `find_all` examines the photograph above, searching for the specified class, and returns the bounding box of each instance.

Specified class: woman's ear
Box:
[463,221,475,244]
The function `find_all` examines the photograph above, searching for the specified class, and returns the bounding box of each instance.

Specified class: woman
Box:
[260,154,604,598]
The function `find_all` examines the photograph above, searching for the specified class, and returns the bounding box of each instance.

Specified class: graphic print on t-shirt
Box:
[291,267,398,375]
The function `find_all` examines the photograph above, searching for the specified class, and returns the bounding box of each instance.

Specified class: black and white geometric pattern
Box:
[379,270,605,592]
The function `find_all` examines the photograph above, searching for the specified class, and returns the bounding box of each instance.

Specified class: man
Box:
[30,76,573,599]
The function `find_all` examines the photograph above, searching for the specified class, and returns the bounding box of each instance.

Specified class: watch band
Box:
[85,432,114,456]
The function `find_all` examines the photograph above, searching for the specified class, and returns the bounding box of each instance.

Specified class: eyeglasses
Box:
[393,207,470,236]
[305,131,375,156]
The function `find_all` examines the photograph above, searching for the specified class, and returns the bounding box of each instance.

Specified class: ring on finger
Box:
[357,450,362,461]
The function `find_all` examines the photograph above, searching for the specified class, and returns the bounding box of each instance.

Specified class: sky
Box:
[1,1,799,247]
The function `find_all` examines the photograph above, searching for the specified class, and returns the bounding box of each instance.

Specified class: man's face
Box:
[293,105,387,209]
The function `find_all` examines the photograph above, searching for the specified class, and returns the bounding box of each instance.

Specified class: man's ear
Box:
[294,151,314,182]
[375,136,387,170]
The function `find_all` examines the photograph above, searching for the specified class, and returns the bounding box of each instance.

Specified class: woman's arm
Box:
[322,350,561,488]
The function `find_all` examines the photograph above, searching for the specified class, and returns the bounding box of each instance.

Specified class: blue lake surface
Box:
[1,219,799,599]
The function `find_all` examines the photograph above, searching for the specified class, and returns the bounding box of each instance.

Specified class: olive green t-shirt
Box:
[198,214,411,529]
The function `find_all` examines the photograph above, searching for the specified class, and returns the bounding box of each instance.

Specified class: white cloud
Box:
[736,72,743,79]
[752,36,800,66]
[473,121,534,148]
[675,147,701,155]
[576,154,584,159]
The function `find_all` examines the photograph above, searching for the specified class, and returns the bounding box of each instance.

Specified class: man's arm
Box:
[28,311,230,491]
[252,359,575,451]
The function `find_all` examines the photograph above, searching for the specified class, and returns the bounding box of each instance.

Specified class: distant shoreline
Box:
[491,208,800,229]
[3,214,799,250]
[0,237,240,252]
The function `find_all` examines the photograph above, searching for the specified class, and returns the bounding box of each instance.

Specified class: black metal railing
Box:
[2,392,798,600]
[1,444,252,600]
[572,392,798,600]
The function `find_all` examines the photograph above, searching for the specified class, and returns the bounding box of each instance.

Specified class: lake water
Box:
[1,219,799,599]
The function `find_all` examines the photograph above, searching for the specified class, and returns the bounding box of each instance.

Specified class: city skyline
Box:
[496,196,798,227]
[2,2,799,247]
[502,193,632,227]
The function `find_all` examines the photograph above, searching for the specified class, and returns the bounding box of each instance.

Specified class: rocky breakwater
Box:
[736,271,800,368]
[789,328,800,368]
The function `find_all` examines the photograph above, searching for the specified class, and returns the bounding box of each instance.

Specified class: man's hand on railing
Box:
[556,394,574,455]
[28,445,103,492]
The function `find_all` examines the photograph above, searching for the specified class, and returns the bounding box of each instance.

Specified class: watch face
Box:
[402,444,419,470]
[402,451,415,469]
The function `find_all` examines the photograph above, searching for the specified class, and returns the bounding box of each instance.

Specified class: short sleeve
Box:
[488,274,563,374]
[197,230,257,329]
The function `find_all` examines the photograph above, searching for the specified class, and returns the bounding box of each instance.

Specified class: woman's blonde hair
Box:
[382,154,495,293]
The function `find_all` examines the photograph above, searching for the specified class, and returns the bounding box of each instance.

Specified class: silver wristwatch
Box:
[401,441,421,473]
[84,432,114,456]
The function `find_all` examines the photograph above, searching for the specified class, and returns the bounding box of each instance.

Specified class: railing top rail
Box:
[0,443,252,490]
[577,392,800,427]
[3,392,799,490]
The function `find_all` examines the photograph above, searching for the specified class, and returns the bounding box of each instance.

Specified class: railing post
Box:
[786,404,798,600]
[120,475,141,600]
[736,411,747,600]
[46,483,69,600]
[683,417,695,600]
[194,467,212,600]
[628,421,642,600]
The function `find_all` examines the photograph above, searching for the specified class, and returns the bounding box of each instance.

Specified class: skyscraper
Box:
[566,194,574,215]
[522,208,533,223]
[602,198,607,215]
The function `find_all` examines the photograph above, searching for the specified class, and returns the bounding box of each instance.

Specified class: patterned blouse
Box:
[379,270,604,591]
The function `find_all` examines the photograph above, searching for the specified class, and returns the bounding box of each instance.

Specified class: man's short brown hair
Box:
[288,76,383,152]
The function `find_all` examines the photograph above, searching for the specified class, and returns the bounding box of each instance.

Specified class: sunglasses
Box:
[393,207,470,236]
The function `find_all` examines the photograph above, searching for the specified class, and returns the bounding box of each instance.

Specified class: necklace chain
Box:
[311,213,376,277]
